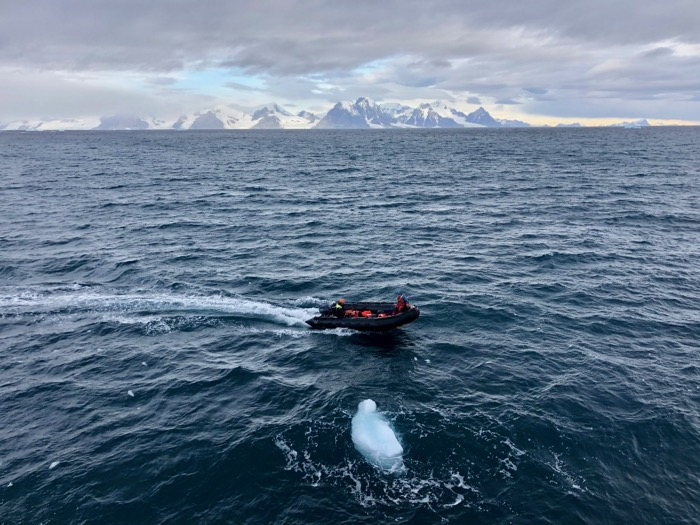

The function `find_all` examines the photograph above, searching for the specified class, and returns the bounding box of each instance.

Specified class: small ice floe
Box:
[141,362,147,366]
[127,390,134,397]
[49,461,60,470]
[425,359,431,364]
[7,482,13,487]
[351,399,405,473]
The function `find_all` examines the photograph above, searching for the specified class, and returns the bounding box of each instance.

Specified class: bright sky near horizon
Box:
[1,0,699,125]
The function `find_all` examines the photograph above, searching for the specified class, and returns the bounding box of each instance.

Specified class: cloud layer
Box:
[2,0,699,123]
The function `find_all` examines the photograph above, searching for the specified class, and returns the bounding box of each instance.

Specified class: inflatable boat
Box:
[306,302,420,331]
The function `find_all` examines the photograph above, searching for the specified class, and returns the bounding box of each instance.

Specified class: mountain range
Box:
[0,98,652,131]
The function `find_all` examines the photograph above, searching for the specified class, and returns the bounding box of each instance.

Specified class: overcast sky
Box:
[2,0,699,124]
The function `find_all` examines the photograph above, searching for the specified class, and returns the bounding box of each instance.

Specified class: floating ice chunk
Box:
[128,390,134,397]
[351,399,405,473]
[141,362,147,366]
[49,461,60,469]
[7,482,13,487]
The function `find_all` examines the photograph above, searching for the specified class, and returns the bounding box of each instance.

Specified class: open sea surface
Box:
[1,128,699,524]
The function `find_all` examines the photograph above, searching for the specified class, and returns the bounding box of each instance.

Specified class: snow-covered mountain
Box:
[169,104,318,130]
[250,106,319,129]
[0,117,101,131]
[463,107,501,127]
[297,110,319,122]
[396,103,461,128]
[315,97,395,128]
[2,99,604,131]
[314,98,501,129]
[95,115,170,130]
[410,101,486,128]
[609,119,651,128]
[172,105,253,130]
[498,118,531,128]
[378,102,413,119]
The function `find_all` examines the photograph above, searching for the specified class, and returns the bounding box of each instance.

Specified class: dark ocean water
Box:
[1,128,699,524]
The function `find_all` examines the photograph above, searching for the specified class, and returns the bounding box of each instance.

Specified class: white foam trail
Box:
[0,289,318,327]
[351,399,405,473]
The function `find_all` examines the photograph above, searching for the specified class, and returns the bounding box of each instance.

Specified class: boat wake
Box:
[0,286,321,330]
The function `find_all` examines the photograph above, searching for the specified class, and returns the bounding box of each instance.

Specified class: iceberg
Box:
[351,399,405,472]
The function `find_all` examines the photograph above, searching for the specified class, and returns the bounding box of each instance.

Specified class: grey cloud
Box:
[395,75,440,88]
[0,69,208,121]
[528,94,699,121]
[495,98,522,105]
[524,87,548,95]
[3,1,698,73]
[642,47,676,59]
[1,0,700,121]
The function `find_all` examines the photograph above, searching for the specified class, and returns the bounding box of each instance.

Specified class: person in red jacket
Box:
[393,293,409,315]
